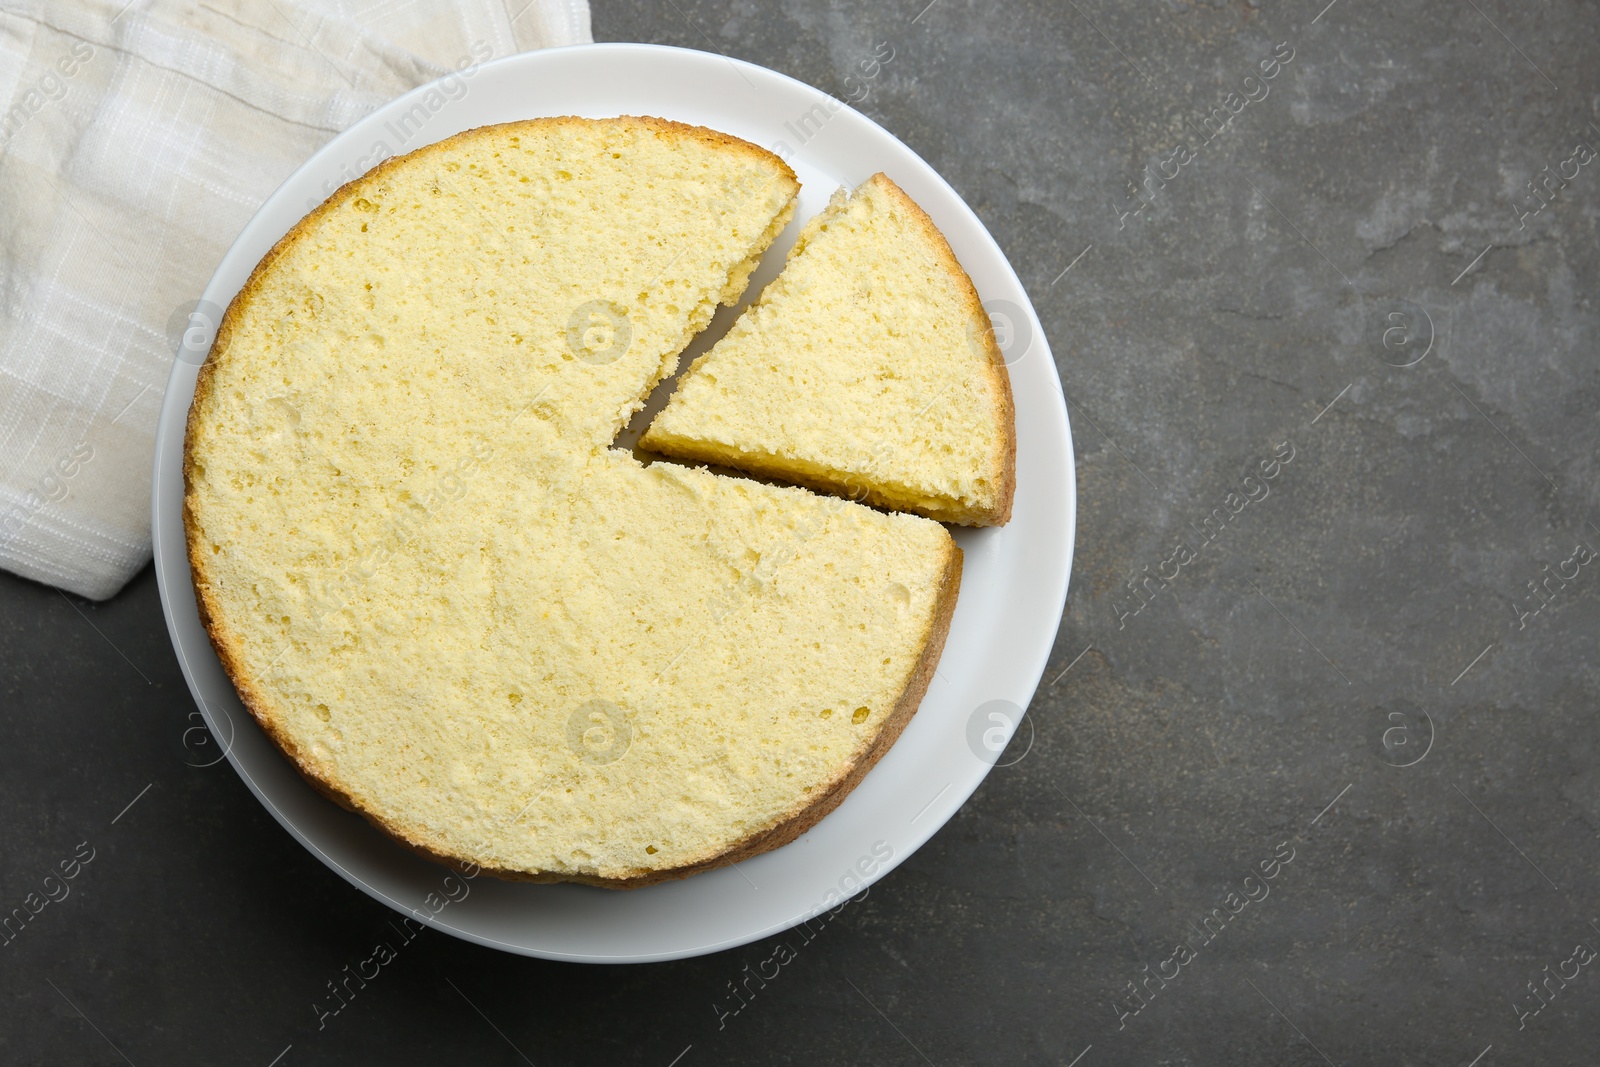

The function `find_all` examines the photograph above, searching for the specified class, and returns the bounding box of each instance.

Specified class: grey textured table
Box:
[4,1,1598,1063]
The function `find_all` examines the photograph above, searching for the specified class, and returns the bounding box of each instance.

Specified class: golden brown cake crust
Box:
[185,116,964,889]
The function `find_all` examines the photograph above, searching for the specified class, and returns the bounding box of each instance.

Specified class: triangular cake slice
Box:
[641,173,1017,526]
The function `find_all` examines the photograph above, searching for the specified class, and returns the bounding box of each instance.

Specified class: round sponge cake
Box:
[183,117,963,886]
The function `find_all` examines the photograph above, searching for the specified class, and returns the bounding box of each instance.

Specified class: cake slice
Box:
[641,173,1017,526]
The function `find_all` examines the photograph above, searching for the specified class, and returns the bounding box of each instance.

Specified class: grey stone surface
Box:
[2,1,1597,1063]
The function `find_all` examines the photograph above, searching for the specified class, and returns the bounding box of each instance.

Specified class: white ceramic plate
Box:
[151,43,1074,963]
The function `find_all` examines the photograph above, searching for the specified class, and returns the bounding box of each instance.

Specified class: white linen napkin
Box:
[0,0,591,599]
